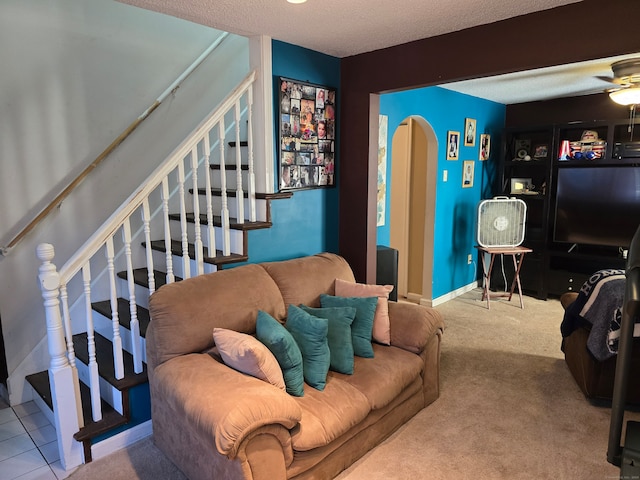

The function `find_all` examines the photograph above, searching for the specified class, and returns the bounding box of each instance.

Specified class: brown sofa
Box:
[146,253,445,480]
[560,292,640,403]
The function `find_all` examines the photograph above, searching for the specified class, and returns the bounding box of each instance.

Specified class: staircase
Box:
[27,70,290,471]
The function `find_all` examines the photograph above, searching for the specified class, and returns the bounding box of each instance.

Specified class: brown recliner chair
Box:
[561,291,640,404]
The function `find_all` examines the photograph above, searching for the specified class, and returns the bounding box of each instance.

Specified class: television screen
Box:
[554,166,640,248]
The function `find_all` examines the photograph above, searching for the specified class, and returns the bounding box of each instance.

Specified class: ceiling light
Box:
[609,87,640,105]
[287,0,307,3]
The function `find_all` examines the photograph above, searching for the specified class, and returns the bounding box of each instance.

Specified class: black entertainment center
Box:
[495,114,640,299]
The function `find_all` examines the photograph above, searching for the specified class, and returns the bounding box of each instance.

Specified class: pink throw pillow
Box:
[213,328,286,390]
[334,278,394,345]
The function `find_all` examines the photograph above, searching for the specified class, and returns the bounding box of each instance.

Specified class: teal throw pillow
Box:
[255,310,304,396]
[320,294,377,358]
[300,305,356,375]
[285,305,331,391]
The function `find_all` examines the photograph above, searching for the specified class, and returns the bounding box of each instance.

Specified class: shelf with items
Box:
[556,119,640,165]
[497,126,555,299]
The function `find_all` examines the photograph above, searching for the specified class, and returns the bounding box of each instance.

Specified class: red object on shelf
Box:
[559,140,571,160]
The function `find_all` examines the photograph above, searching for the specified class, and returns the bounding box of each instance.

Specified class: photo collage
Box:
[279,77,336,190]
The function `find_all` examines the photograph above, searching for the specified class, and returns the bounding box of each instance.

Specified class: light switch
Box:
[443,170,448,182]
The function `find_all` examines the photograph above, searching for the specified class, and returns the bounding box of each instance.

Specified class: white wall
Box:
[0,0,250,404]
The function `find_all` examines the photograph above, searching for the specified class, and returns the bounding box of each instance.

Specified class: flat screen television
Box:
[554,166,640,249]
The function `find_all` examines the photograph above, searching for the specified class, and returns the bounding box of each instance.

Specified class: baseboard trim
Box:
[91,420,153,462]
[432,281,479,307]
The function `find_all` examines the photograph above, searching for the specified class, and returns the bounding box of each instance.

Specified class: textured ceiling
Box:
[119,0,640,104]
[119,0,581,58]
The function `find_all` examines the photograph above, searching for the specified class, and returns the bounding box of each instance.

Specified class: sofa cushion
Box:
[299,305,356,374]
[256,310,305,396]
[261,253,356,309]
[290,377,371,451]
[286,305,331,391]
[334,278,394,345]
[320,294,377,358]
[334,343,424,410]
[213,328,285,390]
[148,264,287,366]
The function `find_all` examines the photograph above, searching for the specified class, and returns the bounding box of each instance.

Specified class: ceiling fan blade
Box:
[596,75,630,85]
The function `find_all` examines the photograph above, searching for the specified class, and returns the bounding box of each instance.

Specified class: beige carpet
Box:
[69,289,635,479]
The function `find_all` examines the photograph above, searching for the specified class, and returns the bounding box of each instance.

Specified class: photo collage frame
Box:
[278,77,336,191]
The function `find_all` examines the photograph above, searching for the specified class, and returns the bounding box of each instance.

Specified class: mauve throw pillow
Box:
[320,294,377,358]
[286,305,331,391]
[256,310,304,396]
[299,305,356,374]
[213,328,285,390]
[334,278,394,345]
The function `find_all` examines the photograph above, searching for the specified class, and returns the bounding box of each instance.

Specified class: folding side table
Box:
[475,245,533,309]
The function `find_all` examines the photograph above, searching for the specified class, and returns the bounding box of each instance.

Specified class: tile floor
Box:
[0,398,73,480]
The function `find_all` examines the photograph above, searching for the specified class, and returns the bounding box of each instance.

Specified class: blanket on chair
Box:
[560,269,628,361]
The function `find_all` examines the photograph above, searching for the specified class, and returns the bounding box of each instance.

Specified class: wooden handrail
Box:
[0,32,229,256]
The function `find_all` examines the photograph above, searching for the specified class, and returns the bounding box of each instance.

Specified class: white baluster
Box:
[59,284,83,428]
[234,101,245,224]
[191,145,204,275]
[36,244,83,471]
[122,219,142,374]
[247,87,257,222]
[142,199,155,295]
[161,177,175,284]
[82,263,102,422]
[203,133,216,256]
[218,120,231,256]
[105,237,125,380]
[177,160,191,278]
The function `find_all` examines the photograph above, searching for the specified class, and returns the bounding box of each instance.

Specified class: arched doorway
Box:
[388,116,438,306]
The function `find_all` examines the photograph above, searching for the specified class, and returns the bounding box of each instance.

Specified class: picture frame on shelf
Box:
[464,118,476,146]
[278,77,336,191]
[447,131,460,160]
[462,160,475,188]
[479,134,491,161]
[533,144,549,159]
[510,177,532,194]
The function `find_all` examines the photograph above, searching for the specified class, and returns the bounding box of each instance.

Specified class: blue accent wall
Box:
[377,87,505,299]
[241,41,341,264]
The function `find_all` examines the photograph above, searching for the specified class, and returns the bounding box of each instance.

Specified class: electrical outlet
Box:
[467,254,473,264]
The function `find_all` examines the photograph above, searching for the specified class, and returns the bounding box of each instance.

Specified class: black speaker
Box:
[376,245,398,301]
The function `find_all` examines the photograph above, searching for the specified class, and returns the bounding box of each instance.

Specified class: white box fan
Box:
[477,196,527,248]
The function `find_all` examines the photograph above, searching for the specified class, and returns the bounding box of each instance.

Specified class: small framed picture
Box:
[462,160,475,188]
[479,134,491,161]
[534,144,548,159]
[464,118,476,147]
[447,131,460,160]
[510,177,532,194]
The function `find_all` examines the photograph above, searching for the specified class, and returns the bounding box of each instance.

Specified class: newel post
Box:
[37,244,84,471]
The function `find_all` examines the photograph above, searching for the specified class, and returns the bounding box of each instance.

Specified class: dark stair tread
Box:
[190,188,293,200]
[168,212,272,231]
[91,298,150,338]
[26,371,53,411]
[116,268,181,290]
[145,239,248,266]
[74,380,128,442]
[210,164,249,171]
[73,332,147,391]
[228,141,248,147]
[26,371,128,442]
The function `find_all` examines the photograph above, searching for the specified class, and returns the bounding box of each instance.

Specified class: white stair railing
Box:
[36,69,257,471]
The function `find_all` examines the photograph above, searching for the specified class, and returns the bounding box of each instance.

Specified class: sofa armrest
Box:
[151,353,302,458]
[387,301,445,354]
[560,292,579,310]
